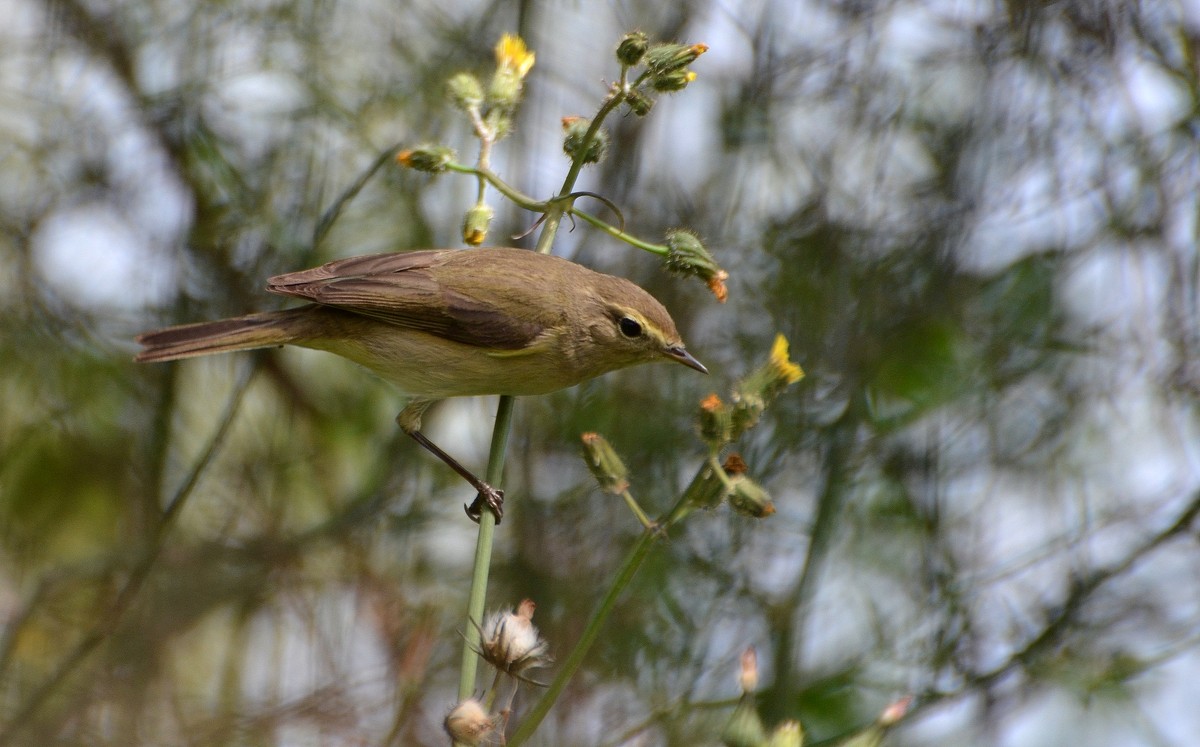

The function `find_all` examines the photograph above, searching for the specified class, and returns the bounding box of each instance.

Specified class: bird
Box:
[136,247,707,521]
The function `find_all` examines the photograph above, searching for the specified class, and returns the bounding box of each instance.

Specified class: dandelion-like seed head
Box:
[478,599,551,682]
[443,698,495,746]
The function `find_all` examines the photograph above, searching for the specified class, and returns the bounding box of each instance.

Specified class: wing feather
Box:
[265,249,545,350]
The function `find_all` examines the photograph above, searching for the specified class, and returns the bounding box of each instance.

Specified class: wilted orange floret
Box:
[707,269,729,303]
[722,453,748,476]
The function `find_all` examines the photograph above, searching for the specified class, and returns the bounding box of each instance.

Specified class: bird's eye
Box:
[618,316,643,338]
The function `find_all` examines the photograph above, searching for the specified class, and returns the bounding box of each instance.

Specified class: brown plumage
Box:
[136,248,703,399]
[136,247,706,521]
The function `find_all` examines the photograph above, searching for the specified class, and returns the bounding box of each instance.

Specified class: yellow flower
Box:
[768,334,804,385]
[730,334,804,437]
[495,33,535,78]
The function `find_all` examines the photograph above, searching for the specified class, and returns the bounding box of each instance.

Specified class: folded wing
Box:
[266,250,546,351]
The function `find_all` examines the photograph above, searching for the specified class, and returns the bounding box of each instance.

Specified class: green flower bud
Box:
[663,229,727,302]
[616,31,649,66]
[644,42,708,74]
[487,34,535,110]
[395,145,455,173]
[461,203,494,246]
[765,720,804,747]
[624,89,654,116]
[721,694,767,747]
[728,475,775,518]
[447,72,484,111]
[698,393,732,450]
[562,116,608,165]
[651,68,697,92]
[682,460,729,510]
[732,335,804,437]
[731,393,765,439]
[581,432,630,494]
[489,67,524,109]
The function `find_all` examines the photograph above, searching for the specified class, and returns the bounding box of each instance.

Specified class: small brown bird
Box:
[136,247,706,520]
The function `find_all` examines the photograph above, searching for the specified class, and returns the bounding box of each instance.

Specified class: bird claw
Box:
[465,485,505,524]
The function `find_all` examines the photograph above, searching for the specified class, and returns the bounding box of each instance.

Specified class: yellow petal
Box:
[769,334,804,385]
[495,33,535,78]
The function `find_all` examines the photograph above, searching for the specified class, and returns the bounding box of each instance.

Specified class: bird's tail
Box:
[135,308,315,363]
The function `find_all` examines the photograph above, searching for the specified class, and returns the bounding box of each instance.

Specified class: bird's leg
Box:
[405,429,504,522]
[397,400,504,523]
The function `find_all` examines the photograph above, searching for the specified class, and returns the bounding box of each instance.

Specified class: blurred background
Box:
[2,0,1199,745]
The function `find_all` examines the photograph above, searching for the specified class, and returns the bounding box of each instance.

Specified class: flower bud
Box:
[444,699,494,746]
[662,229,728,302]
[698,393,732,449]
[488,34,535,110]
[739,646,759,694]
[562,116,608,164]
[395,145,454,173]
[644,42,708,74]
[581,432,630,494]
[651,69,697,92]
[728,474,775,518]
[682,460,729,510]
[721,694,767,747]
[766,720,803,747]
[447,72,484,111]
[732,335,804,437]
[489,68,524,109]
[461,202,494,246]
[616,31,649,66]
[879,695,912,726]
[624,89,654,116]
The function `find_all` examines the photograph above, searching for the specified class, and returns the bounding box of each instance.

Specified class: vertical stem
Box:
[457,395,515,703]
[534,89,627,256]
[455,62,627,727]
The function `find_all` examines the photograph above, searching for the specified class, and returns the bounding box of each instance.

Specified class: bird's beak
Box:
[665,346,708,374]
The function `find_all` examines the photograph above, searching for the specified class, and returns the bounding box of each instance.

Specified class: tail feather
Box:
[135,309,312,363]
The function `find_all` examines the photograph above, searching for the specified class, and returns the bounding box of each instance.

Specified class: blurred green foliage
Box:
[1,1,1199,746]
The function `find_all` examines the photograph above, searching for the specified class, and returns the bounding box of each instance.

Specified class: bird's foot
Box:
[465,484,505,524]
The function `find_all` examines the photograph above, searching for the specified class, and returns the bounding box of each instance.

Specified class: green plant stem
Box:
[441,165,669,256]
[570,208,668,255]
[445,163,546,212]
[507,532,657,746]
[507,486,693,747]
[535,91,627,253]
[455,71,628,735]
[456,394,514,703]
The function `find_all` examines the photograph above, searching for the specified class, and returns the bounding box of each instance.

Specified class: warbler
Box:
[136,247,707,520]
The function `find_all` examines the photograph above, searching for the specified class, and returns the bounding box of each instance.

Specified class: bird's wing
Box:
[266,250,546,350]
